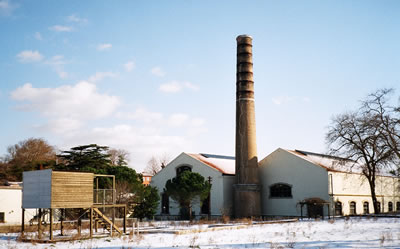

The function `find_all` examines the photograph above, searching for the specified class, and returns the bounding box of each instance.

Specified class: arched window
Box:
[388,202,393,212]
[350,201,356,215]
[377,202,381,213]
[176,165,192,176]
[269,183,292,198]
[335,201,342,216]
[397,202,400,211]
[161,192,169,214]
[363,202,369,214]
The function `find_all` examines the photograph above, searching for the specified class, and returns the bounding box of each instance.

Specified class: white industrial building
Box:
[151,153,235,218]
[150,148,400,218]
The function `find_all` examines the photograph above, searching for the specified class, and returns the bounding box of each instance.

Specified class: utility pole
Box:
[208,176,212,220]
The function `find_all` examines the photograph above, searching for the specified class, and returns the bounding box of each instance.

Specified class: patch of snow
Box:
[1,217,399,248]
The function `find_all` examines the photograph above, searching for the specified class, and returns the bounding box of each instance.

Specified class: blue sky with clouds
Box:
[1,0,399,171]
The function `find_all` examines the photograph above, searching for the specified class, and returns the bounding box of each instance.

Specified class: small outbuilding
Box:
[22,169,127,242]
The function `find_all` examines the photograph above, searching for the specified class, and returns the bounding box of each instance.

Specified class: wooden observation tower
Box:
[21,169,127,242]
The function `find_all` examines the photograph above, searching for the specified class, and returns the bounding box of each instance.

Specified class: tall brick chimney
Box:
[234,35,261,218]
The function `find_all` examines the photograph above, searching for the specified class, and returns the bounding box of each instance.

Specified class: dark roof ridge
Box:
[294,149,353,162]
[200,153,235,160]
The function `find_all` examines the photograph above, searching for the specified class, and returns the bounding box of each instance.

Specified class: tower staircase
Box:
[93,207,123,235]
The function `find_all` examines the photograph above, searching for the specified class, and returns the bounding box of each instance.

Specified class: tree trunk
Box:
[368,179,379,214]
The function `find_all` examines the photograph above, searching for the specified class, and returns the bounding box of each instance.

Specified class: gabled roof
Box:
[285,149,364,173]
[186,153,235,175]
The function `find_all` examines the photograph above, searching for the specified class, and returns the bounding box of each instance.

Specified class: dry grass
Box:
[221,215,230,224]
[269,242,284,249]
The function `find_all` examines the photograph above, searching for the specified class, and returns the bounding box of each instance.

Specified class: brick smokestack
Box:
[234,34,261,218]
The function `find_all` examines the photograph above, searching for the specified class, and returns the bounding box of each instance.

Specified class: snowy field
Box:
[1,217,400,249]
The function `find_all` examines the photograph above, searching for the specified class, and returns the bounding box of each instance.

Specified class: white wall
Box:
[151,153,230,217]
[0,187,33,225]
[222,175,235,216]
[330,172,400,215]
[259,148,330,216]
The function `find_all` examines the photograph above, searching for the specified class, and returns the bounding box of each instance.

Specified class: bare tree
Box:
[144,154,170,175]
[362,88,400,175]
[107,148,130,166]
[326,91,397,214]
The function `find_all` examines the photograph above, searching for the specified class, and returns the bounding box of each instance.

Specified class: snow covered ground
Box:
[1,217,399,249]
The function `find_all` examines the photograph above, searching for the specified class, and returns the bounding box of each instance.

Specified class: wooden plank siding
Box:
[51,171,94,208]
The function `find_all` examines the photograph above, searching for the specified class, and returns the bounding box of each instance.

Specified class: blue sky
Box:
[1,0,399,172]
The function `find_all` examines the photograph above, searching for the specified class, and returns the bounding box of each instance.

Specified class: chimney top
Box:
[236,34,253,41]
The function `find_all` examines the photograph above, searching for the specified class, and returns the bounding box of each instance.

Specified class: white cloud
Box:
[159,80,199,93]
[0,0,17,16]
[45,55,68,79]
[0,0,10,9]
[57,110,207,171]
[16,51,68,78]
[88,71,118,83]
[97,43,112,51]
[191,118,205,127]
[45,55,66,66]
[49,25,73,32]
[67,14,87,24]
[34,32,42,40]
[11,82,207,172]
[35,118,83,134]
[11,81,120,120]
[116,108,163,123]
[272,96,292,105]
[168,113,189,127]
[16,50,44,63]
[124,61,135,72]
[150,67,165,77]
[59,124,190,171]
[159,81,181,93]
[183,82,199,91]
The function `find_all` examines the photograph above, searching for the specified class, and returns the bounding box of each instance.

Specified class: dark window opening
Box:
[176,165,192,176]
[388,202,393,212]
[377,202,381,213]
[270,183,292,198]
[335,201,342,215]
[0,212,4,223]
[161,192,169,214]
[397,202,400,211]
[201,194,210,215]
[350,201,356,215]
[363,202,369,214]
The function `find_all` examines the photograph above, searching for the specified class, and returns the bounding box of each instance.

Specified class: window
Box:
[363,202,369,214]
[397,202,400,212]
[388,202,393,212]
[161,192,169,214]
[176,165,192,176]
[335,201,342,216]
[269,183,292,198]
[377,202,381,213]
[350,201,356,215]
[201,194,210,215]
[0,212,4,223]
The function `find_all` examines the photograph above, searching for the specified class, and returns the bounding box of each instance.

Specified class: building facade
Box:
[151,148,400,218]
[0,185,33,225]
[151,152,235,218]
